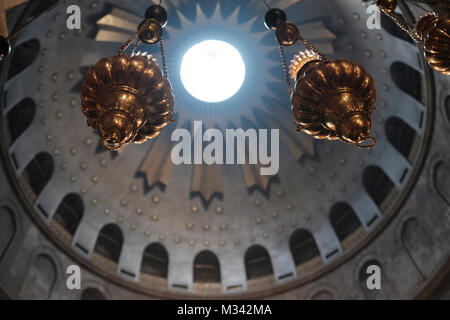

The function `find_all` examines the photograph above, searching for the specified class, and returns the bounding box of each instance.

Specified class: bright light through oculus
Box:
[180,40,246,103]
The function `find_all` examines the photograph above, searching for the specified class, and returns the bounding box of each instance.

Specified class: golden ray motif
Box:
[241,163,271,191]
[97,7,141,31]
[294,21,336,55]
[95,8,140,42]
[138,126,176,188]
[191,164,223,202]
[91,4,335,201]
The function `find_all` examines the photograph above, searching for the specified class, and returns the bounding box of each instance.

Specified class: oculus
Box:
[180,40,246,103]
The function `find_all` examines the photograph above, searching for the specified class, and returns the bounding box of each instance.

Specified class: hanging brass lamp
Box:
[415,12,450,75]
[264,8,377,148]
[80,4,174,151]
[375,0,450,75]
[290,51,377,146]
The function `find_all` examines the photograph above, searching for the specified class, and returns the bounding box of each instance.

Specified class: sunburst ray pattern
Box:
[92,0,336,202]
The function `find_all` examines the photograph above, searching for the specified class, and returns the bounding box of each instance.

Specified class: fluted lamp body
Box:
[80,52,174,151]
[416,13,450,75]
[376,0,398,13]
[291,53,377,148]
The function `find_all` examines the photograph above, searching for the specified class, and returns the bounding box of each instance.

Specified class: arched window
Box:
[7,39,40,80]
[193,250,221,283]
[330,202,362,242]
[362,165,395,207]
[245,245,273,280]
[390,61,422,102]
[23,152,54,197]
[7,98,36,143]
[80,288,106,300]
[94,224,123,263]
[141,243,169,278]
[385,117,416,159]
[289,229,320,266]
[53,193,84,235]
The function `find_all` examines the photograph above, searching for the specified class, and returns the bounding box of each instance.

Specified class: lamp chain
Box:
[262,0,271,9]
[159,35,168,79]
[295,33,328,62]
[381,9,425,46]
[131,39,142,55]
[158,34,174,122]
[278,43,293,94]
[117,23,147,55]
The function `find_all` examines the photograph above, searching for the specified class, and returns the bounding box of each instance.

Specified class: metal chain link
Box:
[131,39,142,55]
[159,35,168,79]
[295,33,329,62]
[117,23,147,55]
[382,9,425,46]
[158,34,174,122]
[278,43,293,94]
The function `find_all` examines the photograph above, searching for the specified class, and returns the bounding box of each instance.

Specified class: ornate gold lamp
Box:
[415,12,450,75]
[375,0,450,75]
[80,4,174,151]
[290,52,377,147]
[264,7,377,148]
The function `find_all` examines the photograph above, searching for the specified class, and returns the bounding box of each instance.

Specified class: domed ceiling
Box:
[0,0,447,299]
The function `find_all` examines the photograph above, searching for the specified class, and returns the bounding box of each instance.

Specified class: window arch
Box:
[94,224,123,263]
[7,39,40,80]
[385,117,416,159]
[7,98,36,143]
[289,229,320,266]
[81,288,106,300]
[23,152,54,197]
[193,250,221,283]
[390,61,422,102]
[141,243,169,278]
[330,202,362,242]
[362,165,395,207]
[245,245,273,280]
[53,193,84,235]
